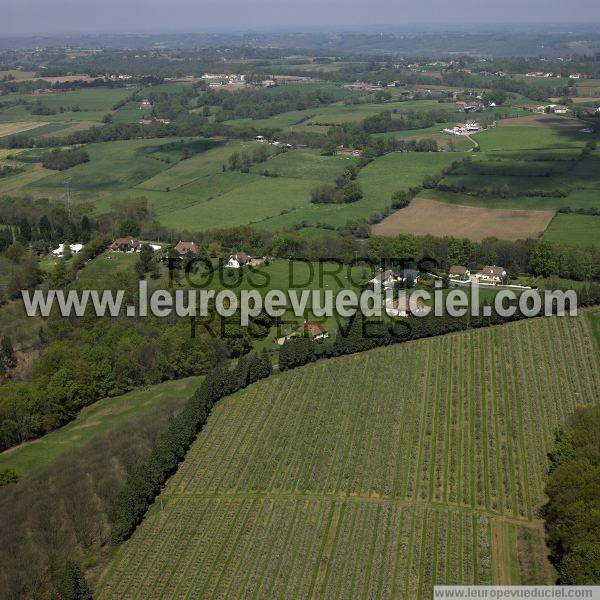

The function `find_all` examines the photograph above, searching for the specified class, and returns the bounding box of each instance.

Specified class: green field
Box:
[420,125,600,241]
[253,151,464,231]
[96,316,599,597]
[124,146,356,230]
[0,377,202,476]
[1,89,597,243]
[224,99,452,133]
[0,88,134,123]
[542,213,600,247]
[1,138,220,208]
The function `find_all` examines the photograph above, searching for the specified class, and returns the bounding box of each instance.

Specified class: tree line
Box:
[201,87,338,122]
[41,147,90,171]
[311,164,364,204]
[278,288,600,374]
[544,405,600,584]
[111,350,272,543]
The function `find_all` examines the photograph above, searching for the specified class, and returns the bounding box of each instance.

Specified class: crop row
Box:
[96,316,600,597]
[163,317,599,519]
[97,499,492,598]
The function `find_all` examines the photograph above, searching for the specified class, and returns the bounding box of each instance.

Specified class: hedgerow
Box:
[110,349,272,543]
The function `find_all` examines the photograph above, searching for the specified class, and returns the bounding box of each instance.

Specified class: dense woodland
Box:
[545,406,600,584]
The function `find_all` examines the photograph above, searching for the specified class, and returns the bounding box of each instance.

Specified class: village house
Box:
[249,256,269,267]
[443,121,481,135]
[336,145,363,157]
[174,241,198,256]
[261,79,277,88]
[226,252,251,268]
[138,119,153,126]
[140,99,151,108]
[401,269,420,286]
[369,269,398,289]
[303,321,329,341]
[370,268,420,289]
[569,73,583,79]
[385,296,411,317]
[110,237,140,253]
[52,242,84,257]
[476,265,507,283]
[465,121,482,131]
[385,295,427,318]
[449,265,470,280]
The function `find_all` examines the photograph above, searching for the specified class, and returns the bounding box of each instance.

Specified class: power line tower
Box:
[64,179,73,219]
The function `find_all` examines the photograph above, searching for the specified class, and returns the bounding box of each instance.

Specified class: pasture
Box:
[130,146,356,230]
[224,99,454,133]
[422,124,600,243]
[372,198,554,241]
[96,316,600,597]
[254,151,464,231]
[474,125,590,152]
[0,121,50,138]
[0,88,133,123]
[0,377,202,476]
[542,214,600,247]
[9,138,220,206]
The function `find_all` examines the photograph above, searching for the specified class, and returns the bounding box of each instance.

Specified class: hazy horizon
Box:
[3,0,600,37]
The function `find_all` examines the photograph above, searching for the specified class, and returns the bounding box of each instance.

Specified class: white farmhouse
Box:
[449,265,470,280]
[476,265,506,283]
[369,269,397,289]
[226,252,251,269]
[52,242,84,257]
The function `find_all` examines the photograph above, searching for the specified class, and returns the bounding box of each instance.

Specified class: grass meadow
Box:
[0,377,202,476]
[419,120,600,243]
[542,214,600,247]
[0,88,133,123]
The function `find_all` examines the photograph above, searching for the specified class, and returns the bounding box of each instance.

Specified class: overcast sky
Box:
[2,0,600,36]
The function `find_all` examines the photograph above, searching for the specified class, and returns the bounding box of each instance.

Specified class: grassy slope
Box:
[0,377,202,476]
[96,315,600,597]
[129,147,354,230]
[0,88,133,123]
[419,123,600,244]
[256,151,464,230]
[223,99,451,132]
[0,138,220,214]
[542,214,600,247]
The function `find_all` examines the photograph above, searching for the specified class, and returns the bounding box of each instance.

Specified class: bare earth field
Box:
[575,80,600,97]
[573,97,600,103]
[0,70,94,83]
[372,198,555,241]
[0,121,50,137]
[496,113,583,129]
